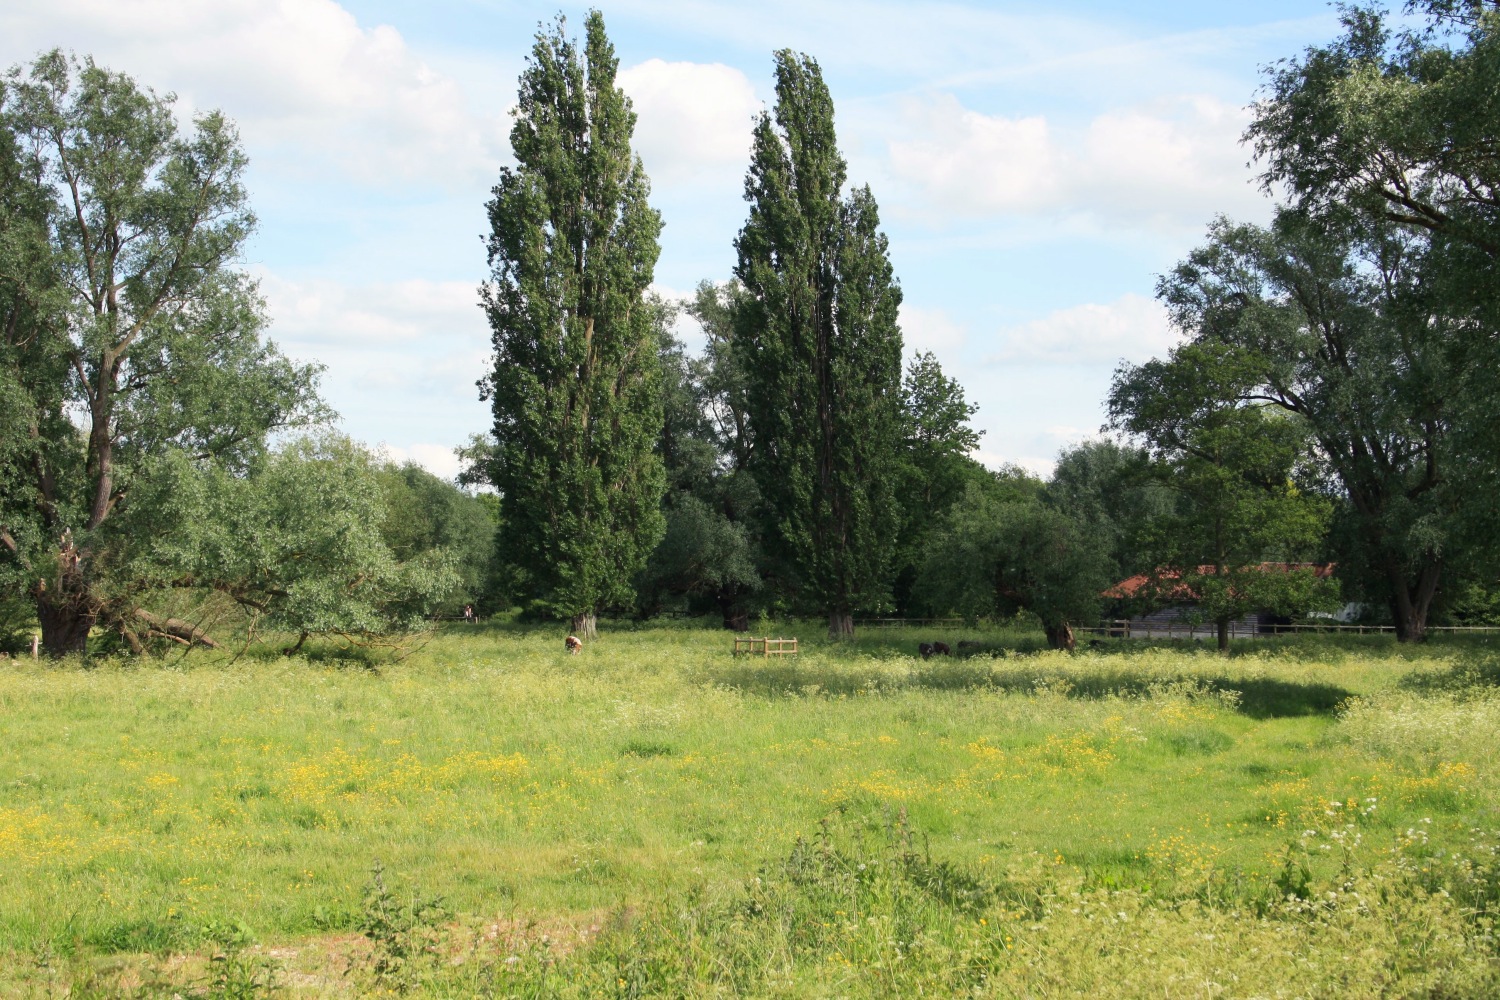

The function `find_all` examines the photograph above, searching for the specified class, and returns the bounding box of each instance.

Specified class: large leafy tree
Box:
[481,13,666,639]
[1247,2,1500,615]
[686,279,755,472]
[124,436,459,654]
[0,51,322,656]
[374,460,496,615]
[734,51,905,639]
[918,484,1110,650]
[637,293,761,628]
[1110,348,1335,650]
[1048,439,1176,585]
[1141,211,1463,640]
[1250,3,1500,263]
[892,351,988,615]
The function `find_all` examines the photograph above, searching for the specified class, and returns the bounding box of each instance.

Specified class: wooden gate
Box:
[733,636,799,657]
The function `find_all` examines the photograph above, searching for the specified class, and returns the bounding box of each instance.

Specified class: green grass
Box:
[2,622,1498,995]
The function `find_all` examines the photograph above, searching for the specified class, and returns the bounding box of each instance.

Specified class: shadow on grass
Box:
[842,629,1500,664]
[696,659,1352,719]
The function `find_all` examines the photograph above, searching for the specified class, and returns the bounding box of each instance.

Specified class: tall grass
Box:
[0,623,1496,995]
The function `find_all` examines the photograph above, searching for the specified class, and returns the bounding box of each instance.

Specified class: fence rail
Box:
[1084,620,1500,640]
[852,618,968,628]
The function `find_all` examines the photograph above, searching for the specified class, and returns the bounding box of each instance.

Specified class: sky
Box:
[1,0,1347,478]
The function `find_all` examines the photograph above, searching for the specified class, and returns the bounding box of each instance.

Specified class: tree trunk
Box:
[36,536,96,658]
[37,594,94,658]
[718,591,749,632]
[1388,559,1439,643]
[1044,622,1075,651]
[1217,617,1230,653]
[828,611,854,640]
[571,611,598,640]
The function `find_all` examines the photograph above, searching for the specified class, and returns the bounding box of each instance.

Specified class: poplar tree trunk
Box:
[828,611,854,639]
[571,612,598,641]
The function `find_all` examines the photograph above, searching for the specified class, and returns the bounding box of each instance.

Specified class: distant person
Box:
[463,604,476,624]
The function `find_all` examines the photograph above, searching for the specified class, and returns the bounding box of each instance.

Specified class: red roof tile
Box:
[1104,562,1336,600]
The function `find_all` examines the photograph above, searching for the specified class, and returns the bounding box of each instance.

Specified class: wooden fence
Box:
[1085,620,1500,640]
[733,636,799,657]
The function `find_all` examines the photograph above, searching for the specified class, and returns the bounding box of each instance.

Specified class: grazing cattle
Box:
[565,635,583,654]
[932,641,951,657]
[919,642,935,659]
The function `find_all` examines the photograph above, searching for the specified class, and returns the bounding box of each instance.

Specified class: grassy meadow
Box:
[2,622,1499,996]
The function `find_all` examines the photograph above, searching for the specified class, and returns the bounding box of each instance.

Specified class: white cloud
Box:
[983,293,1180,366]
[381,442,463,480]
[255,270,490,440]
[884,94,1265,231]
[1076,97,1262,228]
[3,0,509,188]
[618,59,761,186]
[899,303,969,357]
[971,449,1055,478]
[259,272,483,350]
[887,96,1059,215]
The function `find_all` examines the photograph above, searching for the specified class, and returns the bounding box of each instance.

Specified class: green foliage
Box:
[734,51,905,634]
[355,860,449,995]
[1110,347,1337,647]
[374,461,495,614]
[893,352,990,615]
[638,494,761,619]
[918,482,1112,647]
[686,279,755,471]
[0,50,323,655]
[1246,7,1500,637]
[1047,440,1174,585]
[481,13,666,629]
[637,288,764,626]
[1143,210,1459,640]
[122,436,458,644]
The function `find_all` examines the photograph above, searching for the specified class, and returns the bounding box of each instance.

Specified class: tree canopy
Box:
[481,13,666,638]
[734,50,906,638]
[0,50,323,656]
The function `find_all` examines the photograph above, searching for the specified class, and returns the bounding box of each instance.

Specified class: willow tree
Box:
[734,51,905,639]
[0,51,322,656]
[481,13,665,639]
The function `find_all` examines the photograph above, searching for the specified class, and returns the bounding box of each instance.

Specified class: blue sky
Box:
[3,1,1346,476]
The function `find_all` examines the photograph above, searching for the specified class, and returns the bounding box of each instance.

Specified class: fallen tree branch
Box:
[132,608,221,649]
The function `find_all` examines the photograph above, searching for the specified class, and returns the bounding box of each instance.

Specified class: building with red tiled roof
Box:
[1103,563,1337,639]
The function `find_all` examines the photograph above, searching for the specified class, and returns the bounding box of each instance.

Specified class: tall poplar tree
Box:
[481,12,665,639]
[734,51,905,638]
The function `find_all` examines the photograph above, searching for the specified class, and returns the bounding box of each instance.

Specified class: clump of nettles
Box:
[353,859,450,994]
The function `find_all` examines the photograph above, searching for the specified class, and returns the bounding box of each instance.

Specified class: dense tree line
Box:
[0,52,495,657]
[15,3,1500,655]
